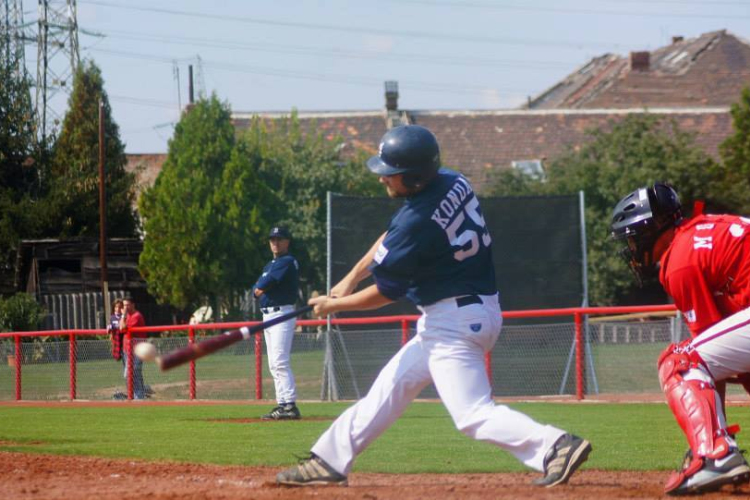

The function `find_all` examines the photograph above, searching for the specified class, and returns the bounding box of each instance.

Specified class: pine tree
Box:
[138,95,273,312]
[49,60,137,238]
[0,35,51,284]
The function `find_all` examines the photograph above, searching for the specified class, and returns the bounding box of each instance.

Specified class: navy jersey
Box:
[252,254,299,308]
[370,169,497,306]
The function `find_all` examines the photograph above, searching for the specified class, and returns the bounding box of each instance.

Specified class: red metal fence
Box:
[0,304,676,402]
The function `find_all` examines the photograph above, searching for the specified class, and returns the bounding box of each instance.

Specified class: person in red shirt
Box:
[611,183,750,495]
[120,296,148,399]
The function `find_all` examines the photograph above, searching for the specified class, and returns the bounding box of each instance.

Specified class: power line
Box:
[77,0,624,50]
[88,30,573,71]
[86,47,537,96]
[108,94,177,109]
[388,0,750,20]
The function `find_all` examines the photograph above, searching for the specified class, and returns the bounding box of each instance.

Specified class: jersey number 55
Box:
[446,197,492,261]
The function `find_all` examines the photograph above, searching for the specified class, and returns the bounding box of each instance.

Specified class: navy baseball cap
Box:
[268,226,291,239]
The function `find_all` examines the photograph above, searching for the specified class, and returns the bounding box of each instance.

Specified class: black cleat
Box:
[532,433,592,487]
[667,448,750,496]
[262,403,301,420]
[276,454,347,486]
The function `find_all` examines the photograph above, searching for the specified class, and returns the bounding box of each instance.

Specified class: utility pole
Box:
[173,60,181,111]
[188,64,194,105]
[98,99,109,325]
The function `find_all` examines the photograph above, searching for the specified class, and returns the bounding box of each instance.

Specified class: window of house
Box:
[511,159,545,181]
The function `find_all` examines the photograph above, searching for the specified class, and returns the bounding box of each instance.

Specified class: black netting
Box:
[327,194,584,398]
[330,193,584,315]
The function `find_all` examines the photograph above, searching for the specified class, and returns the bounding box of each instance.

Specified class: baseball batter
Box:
[276,125,591,487]
[611,183,750,495]
[252,226,301,420]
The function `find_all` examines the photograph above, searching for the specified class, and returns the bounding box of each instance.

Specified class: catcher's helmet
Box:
[367,125,441,177]
[610,182,682,284]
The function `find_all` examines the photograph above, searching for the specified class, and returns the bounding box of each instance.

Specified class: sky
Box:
[20,0,750,153]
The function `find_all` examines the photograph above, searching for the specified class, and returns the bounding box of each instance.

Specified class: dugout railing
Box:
[0,304,678,402]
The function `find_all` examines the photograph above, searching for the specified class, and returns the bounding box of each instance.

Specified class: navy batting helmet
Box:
[610,182,682,283]
[367,125,441,177]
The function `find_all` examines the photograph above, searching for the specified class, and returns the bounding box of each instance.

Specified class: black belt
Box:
[456,295,482,308]
[261,305,291,314]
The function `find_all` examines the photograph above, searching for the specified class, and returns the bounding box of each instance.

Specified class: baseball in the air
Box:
[134,342,157,361]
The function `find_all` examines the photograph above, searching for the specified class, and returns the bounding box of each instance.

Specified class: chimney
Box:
[672,36,684,44]
[384,81,399,111]
[629,51,650,71]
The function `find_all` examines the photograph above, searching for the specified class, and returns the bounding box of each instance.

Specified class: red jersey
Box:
[123,310,147,338]
[659,214,750,336]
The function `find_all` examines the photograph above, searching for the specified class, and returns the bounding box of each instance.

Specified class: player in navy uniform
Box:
[253,226,301,420]
[276,125,591,486]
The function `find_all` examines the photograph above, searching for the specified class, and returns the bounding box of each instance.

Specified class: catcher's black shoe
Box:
[666,448,750,496]
[262,403,301,420]
[532,433,592,487]
[276,454,348,486]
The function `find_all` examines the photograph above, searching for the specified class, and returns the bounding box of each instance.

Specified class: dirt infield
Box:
[3,398,750,499]
[2,451,750,500]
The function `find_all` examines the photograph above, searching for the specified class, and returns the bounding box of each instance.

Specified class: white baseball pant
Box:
[311,293,565,475]
[263,305,297,405]
[689,305,750,382]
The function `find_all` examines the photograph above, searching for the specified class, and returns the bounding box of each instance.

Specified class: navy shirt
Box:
[370,169,497,306]
[252,254,300,308]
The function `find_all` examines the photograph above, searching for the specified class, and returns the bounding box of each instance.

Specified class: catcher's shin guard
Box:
[658,345,732,493]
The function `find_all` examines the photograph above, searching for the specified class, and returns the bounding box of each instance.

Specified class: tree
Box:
[240,112,381,290]
[0,35,54,286]
[139,95,274,313]
[0,293,45,332]
[49,60,138,239]
[717,87,750,214]
[488,114,730,305]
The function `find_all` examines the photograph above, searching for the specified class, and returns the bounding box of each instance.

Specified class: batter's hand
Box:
[308,295,336,317]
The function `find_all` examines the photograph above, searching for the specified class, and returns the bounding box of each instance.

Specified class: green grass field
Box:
[2,402,749,473]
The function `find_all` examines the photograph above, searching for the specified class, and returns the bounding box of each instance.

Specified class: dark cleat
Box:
[532,433,592,487]
[262,403,301,420]
[276,454,347,486]
[666,448,750,496]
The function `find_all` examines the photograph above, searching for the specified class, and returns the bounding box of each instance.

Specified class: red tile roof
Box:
[529,31,750,109]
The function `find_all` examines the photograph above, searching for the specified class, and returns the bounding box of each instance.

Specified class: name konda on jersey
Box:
[430,176,474,229]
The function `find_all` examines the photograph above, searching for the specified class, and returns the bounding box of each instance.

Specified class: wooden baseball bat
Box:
[157,305,313,371]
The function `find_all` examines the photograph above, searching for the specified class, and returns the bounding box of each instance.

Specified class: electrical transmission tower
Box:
[2,0,32,75]
[36,0,80,143]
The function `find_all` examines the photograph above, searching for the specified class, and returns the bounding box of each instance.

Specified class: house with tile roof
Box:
[527,30,750,110]
[128,30,748,195]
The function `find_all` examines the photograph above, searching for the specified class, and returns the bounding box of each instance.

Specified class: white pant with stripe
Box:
[263,305,297,405]
[691,306,750,381]
[311,293,565,475]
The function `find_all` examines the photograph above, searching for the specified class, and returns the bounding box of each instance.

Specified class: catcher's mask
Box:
[610,183,682,285]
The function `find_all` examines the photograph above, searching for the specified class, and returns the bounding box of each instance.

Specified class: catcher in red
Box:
[611,183,750,495]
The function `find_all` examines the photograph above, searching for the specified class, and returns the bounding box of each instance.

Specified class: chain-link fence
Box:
[1,310,689,401]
